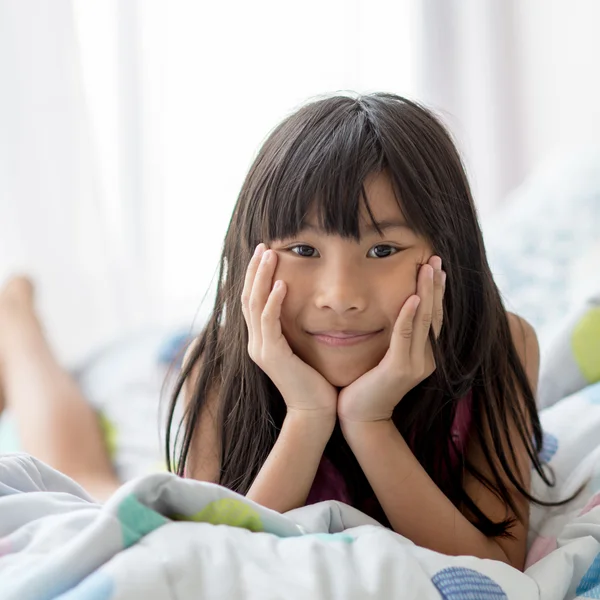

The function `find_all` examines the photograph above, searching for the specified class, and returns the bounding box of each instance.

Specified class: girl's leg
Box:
[0,276,120,502]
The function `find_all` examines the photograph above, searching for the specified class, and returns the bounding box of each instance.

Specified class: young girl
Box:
[165,92,563,572]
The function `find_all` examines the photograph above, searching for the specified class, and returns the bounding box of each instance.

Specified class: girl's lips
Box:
[311,331,382,347]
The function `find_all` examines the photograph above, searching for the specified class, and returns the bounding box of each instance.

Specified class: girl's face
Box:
[270,171,435,387]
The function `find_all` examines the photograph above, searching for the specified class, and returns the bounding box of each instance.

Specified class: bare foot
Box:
[0,275,37,337]
[0,276,39,412]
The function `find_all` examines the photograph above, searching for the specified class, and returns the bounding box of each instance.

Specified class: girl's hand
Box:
[337,256,446,423]
[242,243,339,420]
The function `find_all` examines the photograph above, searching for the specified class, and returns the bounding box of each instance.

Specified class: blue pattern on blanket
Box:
[157,331,193,367]
[431,567,507,599]
[589,472,600,494]
[576,552,600,598]
[55,571,114,599]
[584,381,600,405]
[538,431,559,463]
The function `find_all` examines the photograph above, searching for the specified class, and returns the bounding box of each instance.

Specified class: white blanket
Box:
[2,381,600,599]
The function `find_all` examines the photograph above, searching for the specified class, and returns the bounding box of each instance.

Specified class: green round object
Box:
[571,307,600,384]
[97,411,118,460]
[188,498,264,532]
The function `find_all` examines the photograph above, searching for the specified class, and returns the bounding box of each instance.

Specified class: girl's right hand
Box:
[241,243,339,420]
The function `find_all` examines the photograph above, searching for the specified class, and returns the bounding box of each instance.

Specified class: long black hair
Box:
[166,92,571,538]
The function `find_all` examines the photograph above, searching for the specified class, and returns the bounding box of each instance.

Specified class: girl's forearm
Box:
[340,419,511,565]
[246,411,335,513]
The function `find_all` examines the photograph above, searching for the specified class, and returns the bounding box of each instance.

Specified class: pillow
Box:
[537,288,600,410]
[482,147,600,352]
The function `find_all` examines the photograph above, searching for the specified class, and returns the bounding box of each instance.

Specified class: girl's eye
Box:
[368,244,399,258]
[289,244,400,258]
[290,244,318,257]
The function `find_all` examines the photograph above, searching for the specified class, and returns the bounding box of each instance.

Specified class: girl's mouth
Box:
[310,330,382,347]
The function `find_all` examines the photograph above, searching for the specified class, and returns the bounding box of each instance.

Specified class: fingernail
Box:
[427,265,434,279]
[432,256,442,270]
[254,243,264,257]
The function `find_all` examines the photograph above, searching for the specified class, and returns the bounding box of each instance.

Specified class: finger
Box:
[429,257,445,339]
[389,294,421,358]
[261,280,286,349]
[249,248,277,348]
[410,263,434,363]
[241,244,265,335]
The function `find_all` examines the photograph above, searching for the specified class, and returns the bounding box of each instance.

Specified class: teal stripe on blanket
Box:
[117,493,169,548]
[304,533,354,543]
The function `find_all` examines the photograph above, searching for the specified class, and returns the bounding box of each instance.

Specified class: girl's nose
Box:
[313,269,367,314]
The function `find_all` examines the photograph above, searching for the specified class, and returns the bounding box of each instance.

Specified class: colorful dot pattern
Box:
[584,381,600,405]
[0,536,11,558]
[577,552,600,598]
[54,571,114,599]
[97,411,118,461]
[117,494,169,548]
[580,493,600,517]
[177,498,264,532]
[157,332,193,367]
[304,533,354,543]
[538,431,559,463]
[572,308,600,384]
[525,535,558,569]
[431,567,507,600]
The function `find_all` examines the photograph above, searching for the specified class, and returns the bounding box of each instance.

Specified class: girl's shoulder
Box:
[505,312,540,390]
[506,311,536,335]
[506,312,538,357]
[182,331,223,395]
[454,312,537,440]
[182,335,221,483]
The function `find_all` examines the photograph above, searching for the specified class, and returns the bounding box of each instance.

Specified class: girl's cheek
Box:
[271,250,290,282]
[385,286,416,320]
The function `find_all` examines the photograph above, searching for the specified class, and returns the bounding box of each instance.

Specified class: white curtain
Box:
[0,1,133,364]
[0,0,418,363]
[418,0,600,215]
[417,0,528,214]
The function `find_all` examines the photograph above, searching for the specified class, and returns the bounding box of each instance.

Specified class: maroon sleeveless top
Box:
[305,391,473,523]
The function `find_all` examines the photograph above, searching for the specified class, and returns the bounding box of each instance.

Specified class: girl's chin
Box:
[291,342,384,387]
[316,364,368,388]
[328,377,357,388]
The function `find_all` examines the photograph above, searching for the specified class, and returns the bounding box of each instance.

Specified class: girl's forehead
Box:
[305,180,408,233]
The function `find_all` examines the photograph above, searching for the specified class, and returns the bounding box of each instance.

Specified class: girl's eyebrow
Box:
[301,218,413,235]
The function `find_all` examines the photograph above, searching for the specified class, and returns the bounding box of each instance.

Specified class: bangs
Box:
[255,104,395,243]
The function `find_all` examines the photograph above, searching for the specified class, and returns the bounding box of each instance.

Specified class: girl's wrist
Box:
[339,416,394,439]
[285,407,337,435]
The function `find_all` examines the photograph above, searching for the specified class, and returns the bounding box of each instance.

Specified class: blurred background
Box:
[1,0,600,366]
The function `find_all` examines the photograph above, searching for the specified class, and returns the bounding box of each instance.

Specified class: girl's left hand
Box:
[337,256,446,423]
